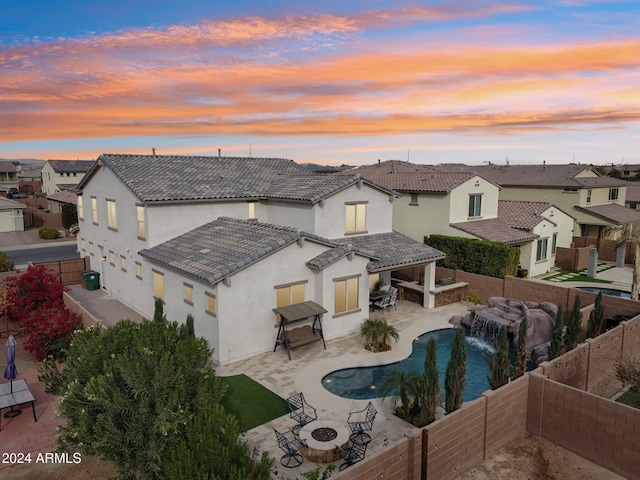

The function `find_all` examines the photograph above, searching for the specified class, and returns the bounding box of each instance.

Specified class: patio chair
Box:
[372,294,392,311]
[274,428,307,468]
[334,441,369,471]
[347,401,377,444]
[386,291,398,310]
[286,392,317,433]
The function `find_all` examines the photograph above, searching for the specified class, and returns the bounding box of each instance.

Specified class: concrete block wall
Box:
[622,315,640,358]
[454,270,505,306]
[337,434,421,480]
[585,325,624,398]
[540,343,589,391]
[526,372,640,479]
[423,398,486,480]
[63,291,101,328]
[483,375,529,457]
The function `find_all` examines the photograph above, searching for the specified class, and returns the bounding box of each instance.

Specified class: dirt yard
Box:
[458,434,625,480]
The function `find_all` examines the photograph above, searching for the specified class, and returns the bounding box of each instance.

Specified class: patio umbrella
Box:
[3,335,17,393]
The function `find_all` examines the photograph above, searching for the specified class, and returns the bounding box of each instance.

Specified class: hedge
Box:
[425,234,519,278]
[38,227,60,239]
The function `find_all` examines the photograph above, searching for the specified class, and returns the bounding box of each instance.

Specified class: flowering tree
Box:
[5,265,81,360]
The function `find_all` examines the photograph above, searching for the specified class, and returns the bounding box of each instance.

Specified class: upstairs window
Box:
[106,199,117,230]
[248,202,256,220]
[137,205,146,239]
[468,194,482,218]
[91,197,98,224]
[77,196,84,220]
[205,292,216,316]
[184,283,193,305]
[345,202,367,234]
[586,189,592,204]
[609,188,619,201]
[552,233,558,255]
[410,194,419,205]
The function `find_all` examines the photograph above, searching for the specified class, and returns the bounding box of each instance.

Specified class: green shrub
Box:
[0,251,14,272]
[38,227,60,239]
[425,235,519,278]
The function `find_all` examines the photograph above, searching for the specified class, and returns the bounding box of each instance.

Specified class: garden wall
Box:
[338,376,530,480]
[63,291,102,329]
[527,373,640,479]
[555,245,591,271]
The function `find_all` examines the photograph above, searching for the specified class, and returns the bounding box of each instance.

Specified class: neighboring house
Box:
[451,201,574,277]
[441,163,640,239]
[0,197,26,232]
[0,162,19,195]
[18,163,43,194]
[624,183,640,210]
[41,160,95,195]
[343,160,574,277]
[46,189,77,214]
[77,154,445,365]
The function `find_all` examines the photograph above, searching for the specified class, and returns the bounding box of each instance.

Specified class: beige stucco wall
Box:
[449,176,499,223]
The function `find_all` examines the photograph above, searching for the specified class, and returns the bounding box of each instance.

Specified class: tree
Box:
[564,295,583,352]
[0,251,14,272]
[603,224,640,300]
[488,327,510,390]
[379,369,422,418]
[163,402,273,480]
[153,296,165,322]
[513,314,528,379]
[445,328,467,413]
[360,318,399,352]
[38,318,260,480]
[61,203,78,229]
[548,303,564,360]
[6,265,81,361]
[586,291,606,339]
[615,356,640,392]
[185,313,195,338]
[421,337,440,425]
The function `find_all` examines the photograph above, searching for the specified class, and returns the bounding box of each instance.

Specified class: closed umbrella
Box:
[3,335,21,418]
[3,335,17,392]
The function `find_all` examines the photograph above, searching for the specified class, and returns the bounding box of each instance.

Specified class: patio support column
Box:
[423,263,435,309]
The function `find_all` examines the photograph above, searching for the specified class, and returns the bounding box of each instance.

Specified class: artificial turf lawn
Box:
[542,264,615,284]
[220,374,290,432]
[616,388,640,409]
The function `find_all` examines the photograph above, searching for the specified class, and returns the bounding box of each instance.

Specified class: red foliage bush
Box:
[6,265,81,361]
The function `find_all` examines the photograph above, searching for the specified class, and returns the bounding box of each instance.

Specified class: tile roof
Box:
[306,244,373,271]
[497,200,558,230]
[47,160,95,173]
[333,232,446,272]
[0,162,17,173]
[574,204,640,225]
[625,184,640,203]
[0,197,26,209]
[47,190,77,204]
[88,154,393,203]
[341,160,479,193]
[437,163,627,188]
[450,218,539,245]
[139,217,339,284]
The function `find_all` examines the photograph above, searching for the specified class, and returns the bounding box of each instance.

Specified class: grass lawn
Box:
[543,264,615,284]
[220,374,290,432]
[616,388,640,409]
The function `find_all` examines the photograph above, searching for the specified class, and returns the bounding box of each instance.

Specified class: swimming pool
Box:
[322,328,493,401]
[577,286,630,298]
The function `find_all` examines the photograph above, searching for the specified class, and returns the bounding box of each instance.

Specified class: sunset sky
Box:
[2,0,640,165]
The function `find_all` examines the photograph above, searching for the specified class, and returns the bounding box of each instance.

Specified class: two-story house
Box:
[0,162,19,195]
[444,163,640,240]
[343,161,574,277]
[41,160,95,195]
[77,154,445,365]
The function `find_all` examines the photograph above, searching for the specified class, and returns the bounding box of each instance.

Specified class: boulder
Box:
[538,302,558,319]
[449,315,464,327]
[526,301,539,309]
[531,342,550,366]
[525,309,555,351]
[487,297,506,307]
[461,312,474,329]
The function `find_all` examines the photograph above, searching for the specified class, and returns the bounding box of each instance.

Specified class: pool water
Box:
[577,286,630,298]
[322,329,494,401]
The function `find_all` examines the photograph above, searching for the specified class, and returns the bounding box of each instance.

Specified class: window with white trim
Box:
[120,255,127,272]
[468,194,482,217]
[77,196,84,220]
[609,187,619,201]
[275,281,306,322]
[91,197,98,224]
[551,233,558,255]
[137,205,146,239]
[205,292,216,316]
[184,283,193,305]
[536,238,548,262]
[106,199,117,230]
[135,262,142,280]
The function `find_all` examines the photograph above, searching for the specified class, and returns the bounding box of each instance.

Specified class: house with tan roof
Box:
[41,159,95,195]
[0,162,19,195]
[0,196,26,232]
[76,154,445,364]
[440,163,640,239]
[343,161,574,277]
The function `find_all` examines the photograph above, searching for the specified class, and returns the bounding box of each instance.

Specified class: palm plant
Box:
[360,318,399,352]
[603,224,640,300]
[379,369,422,417]
[378,320,399,350]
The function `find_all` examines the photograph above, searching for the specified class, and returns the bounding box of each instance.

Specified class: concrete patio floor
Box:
[216,300,470,478]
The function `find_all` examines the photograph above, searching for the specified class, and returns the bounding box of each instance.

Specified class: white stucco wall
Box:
[314,184,393,238]
[448,177,500,223]
[392,193,450,242]
[0,210,19,232]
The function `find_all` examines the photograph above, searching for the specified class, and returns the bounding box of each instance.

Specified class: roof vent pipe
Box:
[218,148,221,158]
[152,148,156,157]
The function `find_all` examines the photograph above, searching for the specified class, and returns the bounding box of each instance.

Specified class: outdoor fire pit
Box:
[299,420,350,463]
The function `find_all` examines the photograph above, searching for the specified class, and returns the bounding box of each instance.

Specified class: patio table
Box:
[0,378,36,430]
